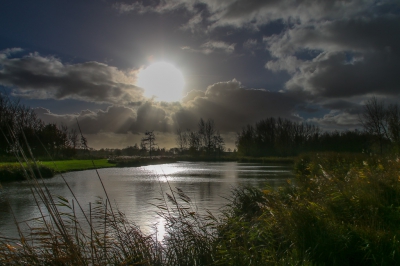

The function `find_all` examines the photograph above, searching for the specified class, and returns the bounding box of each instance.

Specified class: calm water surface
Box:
[0,161,293,239]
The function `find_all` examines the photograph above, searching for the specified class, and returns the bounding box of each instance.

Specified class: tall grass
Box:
[1,134,399,265]
[214,152,400,265]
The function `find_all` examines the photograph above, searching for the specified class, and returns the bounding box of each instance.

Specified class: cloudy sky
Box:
[1,0,399,149]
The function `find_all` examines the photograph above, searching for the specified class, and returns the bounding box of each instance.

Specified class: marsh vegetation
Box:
[0,152,399,265]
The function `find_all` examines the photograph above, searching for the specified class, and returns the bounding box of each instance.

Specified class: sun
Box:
[137,62,185,102]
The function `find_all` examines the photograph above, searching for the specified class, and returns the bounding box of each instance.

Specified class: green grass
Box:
[0,159,116,182]
[40,159,117,173]
[0,159,116,173]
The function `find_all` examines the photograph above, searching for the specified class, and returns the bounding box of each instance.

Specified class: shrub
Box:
[0,164,54,182]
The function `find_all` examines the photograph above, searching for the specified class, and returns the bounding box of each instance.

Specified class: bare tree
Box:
[175,128,188,153]
[68,128,79,150]
[141,131,157,158]
[188,131,201,154]
[360,97,390,154]
[198,118,216,153]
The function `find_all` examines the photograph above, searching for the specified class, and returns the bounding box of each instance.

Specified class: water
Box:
[0,161,293,239]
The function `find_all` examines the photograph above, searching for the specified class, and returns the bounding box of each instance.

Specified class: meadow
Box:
[0,152,399,265]
[0,159,116,182]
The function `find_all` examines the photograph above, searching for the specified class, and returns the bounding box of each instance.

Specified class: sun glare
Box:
[137,62,185,102]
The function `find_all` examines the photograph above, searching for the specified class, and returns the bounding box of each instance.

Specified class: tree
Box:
[38,124,68,158]
[68,128,79,151]
[122,144,140,156]
[177,118,224,156]
[0,94,45,156]
[236,125,256,156]
[212,133,225,154]
[198,118,216,153]
[360,97,390,154]
[176,128,188,153]
[188,131,201,155]
[236,117,322,156]
[141,131,157,158]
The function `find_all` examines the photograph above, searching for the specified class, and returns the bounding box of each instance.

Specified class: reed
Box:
[214,152,400,265]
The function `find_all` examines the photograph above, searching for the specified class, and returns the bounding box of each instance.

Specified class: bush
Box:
[0,163,54,182]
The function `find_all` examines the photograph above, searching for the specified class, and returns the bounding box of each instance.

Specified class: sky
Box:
[0,0,399,150]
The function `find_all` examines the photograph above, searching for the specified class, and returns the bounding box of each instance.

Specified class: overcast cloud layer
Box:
[0,0,399,148]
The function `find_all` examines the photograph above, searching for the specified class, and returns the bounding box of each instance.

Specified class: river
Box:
[0,161,293,239]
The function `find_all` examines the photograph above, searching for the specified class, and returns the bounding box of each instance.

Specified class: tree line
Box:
[360,97,400,154]
[2,92,398,159]
[235,98,400,157]
[0,94,87,159]
[176,118,224,156]
[236,118,370,157]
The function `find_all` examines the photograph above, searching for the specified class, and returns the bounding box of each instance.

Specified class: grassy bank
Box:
[1,152,399,265]
[0,163,54,182]
[0,156,292,182]
[107,154,295,167]
[0,159,117,182]
[40,159,117,173]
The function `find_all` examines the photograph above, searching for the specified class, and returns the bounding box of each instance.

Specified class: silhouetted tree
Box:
[141,131,157,157]
[176,128,188,153]
[188,131,201,155]
[237,117,321,156]
[122,144,140,156]
[360,97,389,154]
[176,118,225,156]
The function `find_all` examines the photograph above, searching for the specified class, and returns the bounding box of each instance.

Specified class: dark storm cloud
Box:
[114,0,375,29]
[265,16,400,57]
[283,50,400,98]
[266,18,400,97]
[174,79,301,132]
[0,50,144,104]
[321,100,363,115]
[263,6,400,100]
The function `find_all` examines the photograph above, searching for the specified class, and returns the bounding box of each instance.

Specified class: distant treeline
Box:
[236,97,400,157]
[1,92,399,160]
[236,117,370,157]
[175,118,225,156]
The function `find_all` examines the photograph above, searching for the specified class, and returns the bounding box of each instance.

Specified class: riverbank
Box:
[109,155,295,165]
[0,159,117,182]
[0,156,294,182]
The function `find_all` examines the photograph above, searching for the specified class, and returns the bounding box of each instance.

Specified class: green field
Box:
[39,159,117,173]
[0,159,116,173]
